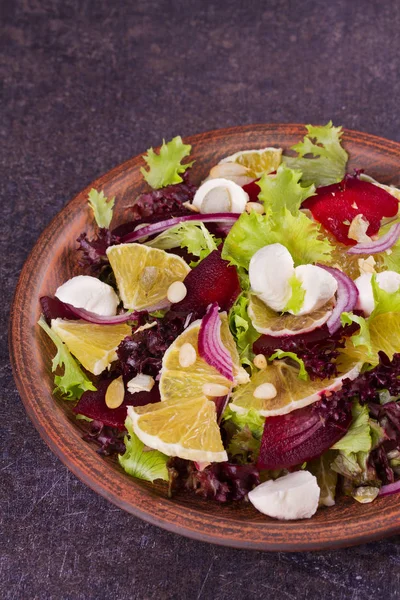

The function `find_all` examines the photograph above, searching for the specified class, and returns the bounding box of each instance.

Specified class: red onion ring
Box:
[347,222,400,255]
[378,480,400,497]
[63,303,139,325]
[121,213,240,243]
[198,303,234,381]
[317,265,359,334]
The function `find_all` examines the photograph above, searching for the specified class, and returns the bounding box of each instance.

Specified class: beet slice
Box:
[174,249,240,315]
[302,176,398,245]
[257,397,352,470]
[242,179,261,202]
[40,296,79,322]
[73,378,160,429]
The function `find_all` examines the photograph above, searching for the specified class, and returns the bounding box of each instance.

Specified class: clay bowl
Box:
[9,124,400,551]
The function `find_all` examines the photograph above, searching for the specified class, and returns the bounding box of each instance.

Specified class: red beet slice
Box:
[257,398,352,470]
[174,249,240,314]
[73,378,160,429]
[302,176,398,245]
[242,179,261,202]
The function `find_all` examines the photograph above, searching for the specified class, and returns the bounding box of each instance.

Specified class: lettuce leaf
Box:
[146,221,220,266]
[140,136,194,189]
[38,317,96,399]
[381,240,400,273]
[222,406,265,464]
[371,275,400,317]
[283,121,348,187]
[331,401,372,454]
[222,209,333,269]
[269,349,309,381]
[228,293,260,365]
[118,417,169,482]
[257,164,315,217]
[341,279,400,365]
[283,274,305,315]
[88,188,115,228]
[307,451,338,507]
[222,405,265,438]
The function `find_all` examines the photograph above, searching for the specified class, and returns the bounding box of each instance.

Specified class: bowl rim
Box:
[9,123,400,551]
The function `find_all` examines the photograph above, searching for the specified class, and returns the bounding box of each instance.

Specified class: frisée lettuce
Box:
[88,188,115,229]
[119,417,169,482]
[38,317,96,399]
[283,121,348,187]
[141,136,194,189]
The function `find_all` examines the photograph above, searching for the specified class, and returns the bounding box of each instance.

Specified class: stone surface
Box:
[1,0,399,598]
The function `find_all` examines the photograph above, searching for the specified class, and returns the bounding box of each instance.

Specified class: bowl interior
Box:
[10,124,400,551]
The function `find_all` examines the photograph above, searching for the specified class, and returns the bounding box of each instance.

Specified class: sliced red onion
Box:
[378,480,400,497]
[198,303,234,381]
[317,265,358,334]
[63,303,139,324]
[347,222,400,255]
[121,213,240,243]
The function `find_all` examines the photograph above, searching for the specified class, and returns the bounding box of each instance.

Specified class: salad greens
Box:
[228,293,260,366]
[283,274,306,315]
[269,350,309,381]
[119,417,169,482]
[257,163,315,217]
[39,120,400,515]
[283,121,348,187]
[222,208,333,269]
[141,135,194,189]
[38,317,96,399]
[146,221,221,266]
[88,188,115,229]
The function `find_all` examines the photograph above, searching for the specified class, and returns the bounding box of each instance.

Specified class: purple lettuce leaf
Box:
[77,227,120,275]
[80,420,126,456]
[112,173,196,237]
[117,311,193,380]
[168,458,260,502]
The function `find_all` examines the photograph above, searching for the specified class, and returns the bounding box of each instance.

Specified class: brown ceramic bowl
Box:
[9,124,400,551]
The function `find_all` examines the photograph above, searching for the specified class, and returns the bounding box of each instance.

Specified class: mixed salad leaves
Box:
[39,124,400,520]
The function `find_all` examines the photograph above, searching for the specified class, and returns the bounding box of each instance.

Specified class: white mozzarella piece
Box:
[192,178,249,214]
[55,275,119,316]
[290,265,337,316]
[355,271,400,316]
[249,244,294,312]
[248,471,320,520]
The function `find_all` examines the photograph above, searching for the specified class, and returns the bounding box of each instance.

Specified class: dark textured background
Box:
[2,0,400,598]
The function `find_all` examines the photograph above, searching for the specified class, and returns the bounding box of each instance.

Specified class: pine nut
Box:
[202,383,230,397]
[253,354,267,369]
[179,343,197,367]
[167,281,187,303]
[253,382,277,400]
[245,202,264,214]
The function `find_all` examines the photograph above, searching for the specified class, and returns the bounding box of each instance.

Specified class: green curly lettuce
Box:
[228,293,260,366]
[146,221,220,266]
[140,136,193,189]
[88,188,115,228]
[38,317,96,399]
[119,417,169,482]
[283,121,348,187]
[257,163,315,217]
[341,277,400,365]
[222,209,333,270]
[269,350,309,381]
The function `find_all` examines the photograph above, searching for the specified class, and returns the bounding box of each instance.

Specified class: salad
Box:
[39,123,400,520]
